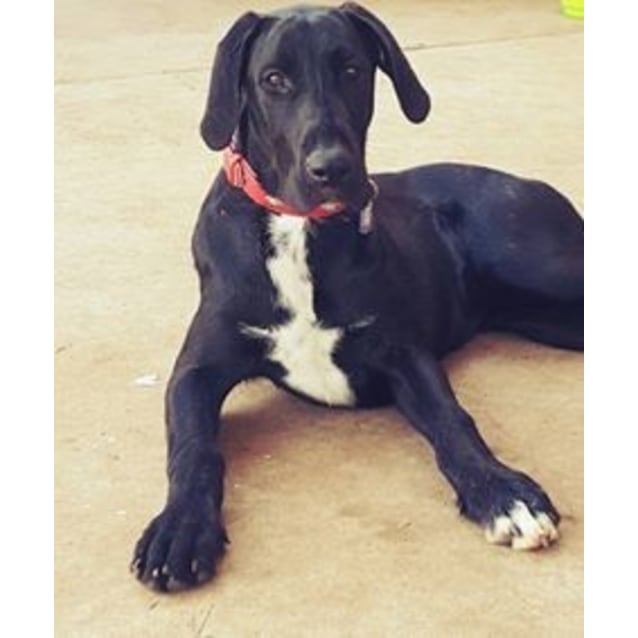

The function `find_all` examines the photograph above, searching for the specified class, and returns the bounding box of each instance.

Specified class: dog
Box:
[132,3,583,592]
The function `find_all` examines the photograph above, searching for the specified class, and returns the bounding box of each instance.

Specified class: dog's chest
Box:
[242,216,356,406]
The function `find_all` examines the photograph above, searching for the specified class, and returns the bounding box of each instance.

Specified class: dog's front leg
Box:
[386,348,560,550]
[132,311,256,591]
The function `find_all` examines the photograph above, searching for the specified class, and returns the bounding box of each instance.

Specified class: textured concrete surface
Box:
[55,1,583,636]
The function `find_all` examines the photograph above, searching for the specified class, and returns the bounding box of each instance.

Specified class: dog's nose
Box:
[305,148,352,186]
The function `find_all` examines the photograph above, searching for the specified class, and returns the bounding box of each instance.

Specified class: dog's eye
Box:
[343,65,360,78]
[262,70,291,94]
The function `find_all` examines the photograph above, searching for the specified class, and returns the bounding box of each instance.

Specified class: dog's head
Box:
[201,3,430,213]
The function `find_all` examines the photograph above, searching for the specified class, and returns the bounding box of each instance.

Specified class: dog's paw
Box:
[457,468,560,551]
[131,500,228,592]
[484,499,559,550]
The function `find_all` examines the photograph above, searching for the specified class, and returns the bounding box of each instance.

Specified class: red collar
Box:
[223,146,346,220]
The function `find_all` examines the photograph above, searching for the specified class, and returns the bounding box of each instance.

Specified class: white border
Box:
[1,1,53,635]
[585,2,638,635]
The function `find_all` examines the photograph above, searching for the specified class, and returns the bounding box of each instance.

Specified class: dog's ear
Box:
[340,2,430,123]
[200,12,264,150]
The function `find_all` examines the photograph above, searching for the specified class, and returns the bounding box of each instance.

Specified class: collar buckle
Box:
[359,179,379,235]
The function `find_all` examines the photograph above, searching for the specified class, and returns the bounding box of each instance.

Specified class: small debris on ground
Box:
[133,373,160,387]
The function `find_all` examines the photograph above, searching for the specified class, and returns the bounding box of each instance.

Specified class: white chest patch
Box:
[242,216,355,407]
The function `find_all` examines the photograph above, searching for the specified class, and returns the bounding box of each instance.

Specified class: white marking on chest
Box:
[243,216,355,406]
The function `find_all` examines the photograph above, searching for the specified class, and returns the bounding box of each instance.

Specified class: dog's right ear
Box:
[200,12,263,151]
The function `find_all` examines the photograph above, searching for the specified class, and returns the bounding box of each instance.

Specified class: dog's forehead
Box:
[270,4,345,24]
[253,7,362,62]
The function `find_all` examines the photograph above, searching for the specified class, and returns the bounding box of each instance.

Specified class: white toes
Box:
[485,514,516,545]
[535,512,560,542]
[485,500,559,550]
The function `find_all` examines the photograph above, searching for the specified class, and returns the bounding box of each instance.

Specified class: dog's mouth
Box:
[285,170,372,215]
[318,179,374,211]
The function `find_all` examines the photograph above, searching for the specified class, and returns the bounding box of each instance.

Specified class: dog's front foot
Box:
[131,497,228,592]
[457,467,560,551]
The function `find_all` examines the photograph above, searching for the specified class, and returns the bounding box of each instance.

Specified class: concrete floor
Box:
[55,1,583,636]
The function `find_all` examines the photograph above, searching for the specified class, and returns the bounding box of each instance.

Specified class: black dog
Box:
[132,3,583,591]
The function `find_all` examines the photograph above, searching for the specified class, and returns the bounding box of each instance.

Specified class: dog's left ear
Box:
[340,2,430,123]
[200,12,264,150]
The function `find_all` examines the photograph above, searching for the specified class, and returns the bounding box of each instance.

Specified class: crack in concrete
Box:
[195,603,214,638]
[403,29,582,52]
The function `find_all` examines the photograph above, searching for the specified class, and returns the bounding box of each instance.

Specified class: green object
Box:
[561,0,584,19]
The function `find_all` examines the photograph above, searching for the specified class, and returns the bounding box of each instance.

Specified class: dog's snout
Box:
[305,148,352,187]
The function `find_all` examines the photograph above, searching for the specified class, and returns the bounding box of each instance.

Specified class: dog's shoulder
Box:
[191,177,269,288]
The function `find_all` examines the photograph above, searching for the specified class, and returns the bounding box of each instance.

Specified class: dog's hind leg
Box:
[462,174,584,350]
[131,309,259,591]
[383,347,560,549]
[485,288,583,350]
